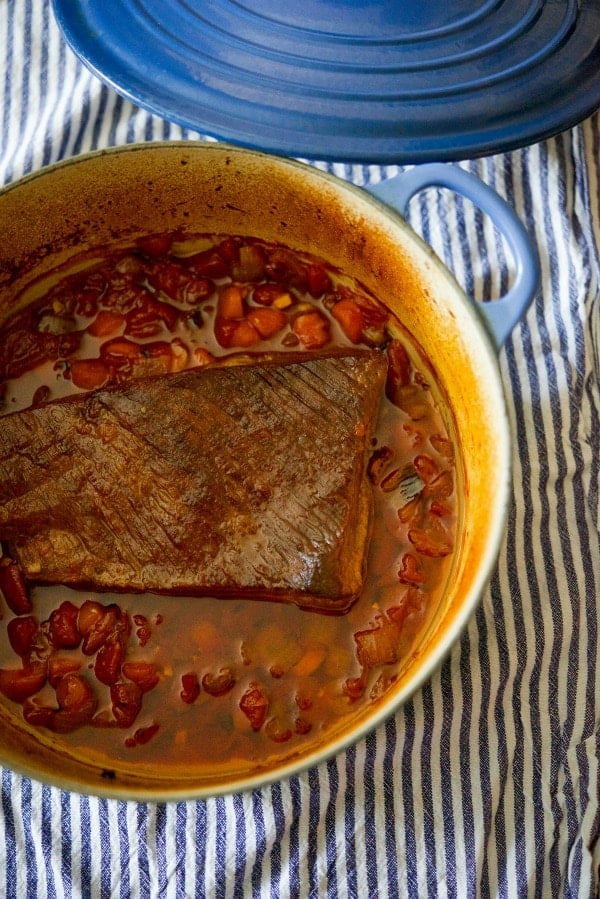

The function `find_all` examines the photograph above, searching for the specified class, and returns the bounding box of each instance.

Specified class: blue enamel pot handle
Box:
[366,163,541,350]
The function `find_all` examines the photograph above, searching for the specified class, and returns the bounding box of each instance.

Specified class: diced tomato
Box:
[47,601,81,649]
[74,271,108,317]
[115,256,144,278]
[265,248,307,290]
[413,454,439,484]
[150,261,212,305]
[136,233,174,257]
[100,338,177,380]
[202,668,236,697]
[87,310,125,338]
[247,307,287,339]
[264,718,292,744]
[331,298,364,343]
[239,683,269,731]
[0,662,47,702]
[0,327,54,381]
[397,552,426,586]
[380,466,415,494]
[135,623,152,647]
[102,282,151,315]
[295,692,313,711]
[180,672,200,704]
[424,469,454,500]
[306,263,332,297]
[408,519,453,557]
[122,661,160,694]
[397,495,421,525]
[23,701,56,728]
[48,656,82,688]
[31,385,51,407]
[55,672,94,711]
[188,248,230,279]
[430,434,455,461]
[386,339,412,404]
[100,336,142,370]
[217,236,240,263]
[213,318,238,348]
[123,314,161,340]
[291,310,330,349]
[52,674,98,733]
[78,602,125,656]
[94,634,125,685]
[342,674,366,701]
[294,717,312,735]
[367,445,394,485]
[7,616,39,658]
[69,358,110,390]
[387,589,427,632]
[0,558,32,615]
[77,600,107,645]
[110,681,142,728]
[178,276,213,305]
[430,500,452,517]
[125,296,179,338]
[354,615,400,669]
[353,296,388,345]
[136,341,178,377]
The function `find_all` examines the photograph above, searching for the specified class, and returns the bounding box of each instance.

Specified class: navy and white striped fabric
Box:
[1,2,599,896]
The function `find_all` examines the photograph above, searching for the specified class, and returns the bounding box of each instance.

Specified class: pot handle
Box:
[366,163,540,350]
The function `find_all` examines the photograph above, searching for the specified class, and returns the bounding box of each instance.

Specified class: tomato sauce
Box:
[0,233,458,781]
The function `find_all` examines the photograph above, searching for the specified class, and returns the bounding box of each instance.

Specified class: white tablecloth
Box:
[0,2,599,896]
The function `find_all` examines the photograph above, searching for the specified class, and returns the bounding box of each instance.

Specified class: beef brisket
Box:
[0,351,386,612]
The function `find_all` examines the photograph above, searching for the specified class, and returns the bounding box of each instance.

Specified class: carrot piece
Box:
[0,558,32,615]
[218,285,246,320]
[331,298,364,343]
[292,310,330,349]
[228,320,261,348]
[247,307,287,339]
[69,358,110,390]
[239,683,269,731]
[193,347,215,367]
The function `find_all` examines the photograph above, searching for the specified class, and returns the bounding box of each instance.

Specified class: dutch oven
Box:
[0,142,540,798]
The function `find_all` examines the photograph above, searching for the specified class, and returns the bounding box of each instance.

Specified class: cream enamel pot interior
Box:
[0,143,540,800]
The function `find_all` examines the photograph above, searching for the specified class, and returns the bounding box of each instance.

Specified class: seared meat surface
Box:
[0,351,386,612]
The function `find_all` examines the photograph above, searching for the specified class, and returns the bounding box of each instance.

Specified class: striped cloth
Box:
[1,2,599,896]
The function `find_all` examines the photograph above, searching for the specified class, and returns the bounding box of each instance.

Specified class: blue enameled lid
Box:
[51,0,600,163]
